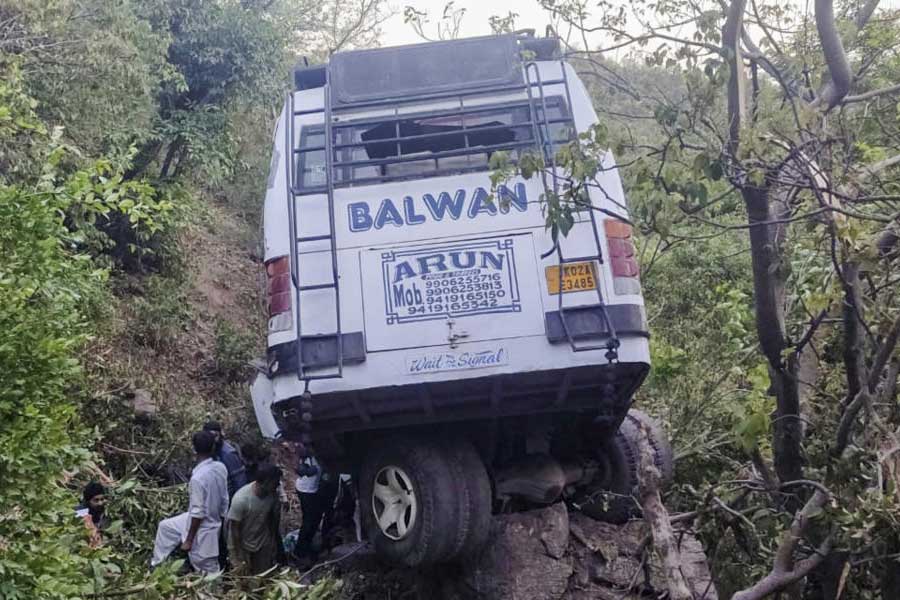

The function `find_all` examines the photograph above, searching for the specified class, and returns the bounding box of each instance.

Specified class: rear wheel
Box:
[359,436,491,566]
[441,438,492,560]
[578,409,674,523]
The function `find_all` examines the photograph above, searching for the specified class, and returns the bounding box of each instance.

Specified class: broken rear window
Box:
[296,96,573,189]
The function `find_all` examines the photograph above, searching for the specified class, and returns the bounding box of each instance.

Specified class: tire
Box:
[579,409,674,523]
[625,409,674,490]
[359,436,462,566]
[441,438,492,560]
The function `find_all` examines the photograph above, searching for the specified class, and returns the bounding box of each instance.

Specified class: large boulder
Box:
[456,502,572,600]
[326,502,717,600]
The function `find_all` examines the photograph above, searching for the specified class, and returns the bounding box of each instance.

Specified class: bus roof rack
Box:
[294,64,326,91]
[291,35,562,94]
[329,35,523,104]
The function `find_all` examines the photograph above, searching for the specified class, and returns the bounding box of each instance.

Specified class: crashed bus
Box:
[252,34,672,566]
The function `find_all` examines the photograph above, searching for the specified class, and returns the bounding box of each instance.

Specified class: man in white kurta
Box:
[151,431,229,573]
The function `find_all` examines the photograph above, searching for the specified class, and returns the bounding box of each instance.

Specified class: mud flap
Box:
[251,372,281,439]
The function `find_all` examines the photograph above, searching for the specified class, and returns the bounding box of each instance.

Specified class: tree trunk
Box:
[841,262,866,407]
[159,137,184,179]
[744,186,804,484]
[124,140,163,180]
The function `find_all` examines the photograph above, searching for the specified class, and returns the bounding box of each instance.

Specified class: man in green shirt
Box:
[226,463,282,576]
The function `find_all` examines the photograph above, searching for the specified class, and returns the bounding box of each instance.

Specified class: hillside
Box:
[85,199,265,479]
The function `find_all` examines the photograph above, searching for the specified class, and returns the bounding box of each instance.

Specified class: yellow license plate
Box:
[545,262,598,294]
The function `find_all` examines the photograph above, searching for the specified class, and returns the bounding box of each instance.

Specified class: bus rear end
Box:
[252,34,661,566]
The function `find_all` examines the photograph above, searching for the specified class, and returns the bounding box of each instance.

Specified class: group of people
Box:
[78,420,348,578]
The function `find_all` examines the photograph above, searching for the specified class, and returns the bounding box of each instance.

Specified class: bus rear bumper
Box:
[270,360,649,440]
[251,372,281,439]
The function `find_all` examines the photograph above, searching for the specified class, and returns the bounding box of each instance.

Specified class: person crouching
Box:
[75,481,107,549]
[150,431,229,573]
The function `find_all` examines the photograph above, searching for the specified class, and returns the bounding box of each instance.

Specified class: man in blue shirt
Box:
[203,420,248,500]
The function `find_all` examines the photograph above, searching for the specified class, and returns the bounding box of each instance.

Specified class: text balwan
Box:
[347,183,527,232]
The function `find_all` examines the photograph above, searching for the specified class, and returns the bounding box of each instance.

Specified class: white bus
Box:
[252,34,670,566]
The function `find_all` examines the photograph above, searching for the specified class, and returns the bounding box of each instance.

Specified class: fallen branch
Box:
[298,541,366,583]
[732,489,833,600]
[636,421,693,600]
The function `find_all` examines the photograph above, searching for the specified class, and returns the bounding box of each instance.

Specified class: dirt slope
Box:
[85,198,266,477]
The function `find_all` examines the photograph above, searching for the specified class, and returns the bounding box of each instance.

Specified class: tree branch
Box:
[842,83,900,104]
[723,0,748,154]
[732,490,832,600]
[869,314,900,394]
[833,315,900,456]
[814,0,853,111]
[854,0,882,30]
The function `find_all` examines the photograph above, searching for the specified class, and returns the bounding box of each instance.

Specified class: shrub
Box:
[213,317,257,382]
[0,64,186,597]
[0,174,101,599]
[130,274,192,351]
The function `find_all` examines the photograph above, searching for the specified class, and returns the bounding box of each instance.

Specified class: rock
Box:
[568,511,718,600]
[566,584,644,600]
[321,505,718,600]
[539,501,570,559]
[590,555,644,588]
[569,512,647,589]
[653,529,718,599]
[131,388,157,417]
[570,513,647,557]
[459,502,573,600]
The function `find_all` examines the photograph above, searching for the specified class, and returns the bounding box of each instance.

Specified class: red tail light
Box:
[604,221,640,294]
[265,256,292,332]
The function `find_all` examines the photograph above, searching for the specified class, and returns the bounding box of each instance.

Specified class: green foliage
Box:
[10,0,170,162]
[0,180,99,598]
[130,0,292,182]
[131,274,192,350]
[526,0,900,595]
[0,83,105,596]
[0,63,47,182]
[61,155,185,272]
[2,0,393,594]
[0,59,185,598]
[213,317,257,382]
[105,480,187,562]
[731,364,775,453]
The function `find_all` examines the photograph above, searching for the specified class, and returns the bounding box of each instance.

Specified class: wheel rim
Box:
[372,465,418,541]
